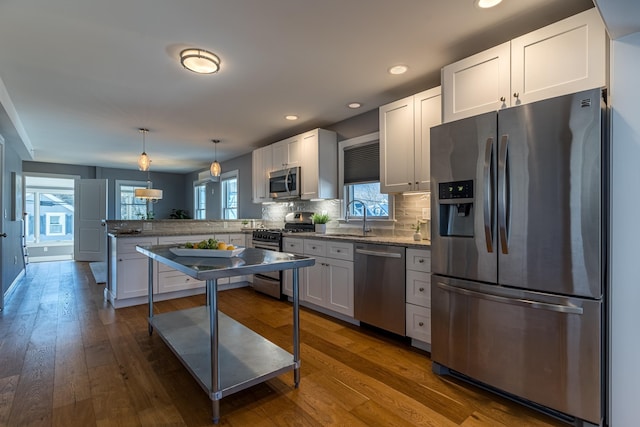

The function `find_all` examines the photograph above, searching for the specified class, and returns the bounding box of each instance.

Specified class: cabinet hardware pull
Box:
[336,249,341,252]
[418,259,424,263]
[418,322,424,327]
[500,96,506,102]
[513,92,520,98]
[419,287,425,292]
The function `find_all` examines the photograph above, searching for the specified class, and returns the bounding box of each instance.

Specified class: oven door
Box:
[251,241,283,299]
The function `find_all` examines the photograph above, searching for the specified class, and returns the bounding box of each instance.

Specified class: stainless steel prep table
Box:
[136,244,315,424]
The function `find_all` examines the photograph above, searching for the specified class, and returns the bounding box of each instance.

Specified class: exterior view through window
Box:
[117,181,150,220]
[345,182,390,218]
[194,183,207,219]
[221,171,238,220]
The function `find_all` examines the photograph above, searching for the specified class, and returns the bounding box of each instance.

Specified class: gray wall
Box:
[22,161,187,219]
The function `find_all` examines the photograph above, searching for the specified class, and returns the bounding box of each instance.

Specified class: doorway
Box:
[24,174,78,262]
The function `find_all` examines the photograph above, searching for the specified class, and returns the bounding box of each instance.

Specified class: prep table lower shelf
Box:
[150,306,296,398]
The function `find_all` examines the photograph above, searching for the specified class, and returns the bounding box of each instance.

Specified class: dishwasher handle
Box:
[355,248,402,258]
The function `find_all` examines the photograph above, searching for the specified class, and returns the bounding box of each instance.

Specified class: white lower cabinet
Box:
[283,238,354,318]
[157,235,211,292]
[108,235,158,307]
[405,248,432,347]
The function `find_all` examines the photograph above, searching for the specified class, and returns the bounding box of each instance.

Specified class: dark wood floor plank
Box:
[0,375,19,425]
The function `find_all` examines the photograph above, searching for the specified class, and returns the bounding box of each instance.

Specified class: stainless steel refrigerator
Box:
[430,88,606,426]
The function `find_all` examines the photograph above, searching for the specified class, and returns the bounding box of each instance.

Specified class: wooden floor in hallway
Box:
[0,260,567,426]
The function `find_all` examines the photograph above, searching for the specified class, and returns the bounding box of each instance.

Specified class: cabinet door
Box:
[325,258,354,317]
[406,303,431,344]
[252,146,272,203]
[283,266,306,298]
[300,128,338,200]
[442,42,511,123]
[414,87,441,191]
[300,130,320,199]
[380,95,415,193]
[272,135,302,169]
[116,258,151,299]
[303,261,324,306]
[511,8,606,106]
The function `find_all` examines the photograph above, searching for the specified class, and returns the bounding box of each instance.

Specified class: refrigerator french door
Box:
[430,88,605,425]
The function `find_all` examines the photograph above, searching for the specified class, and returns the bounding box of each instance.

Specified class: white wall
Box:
[609,31,640,427]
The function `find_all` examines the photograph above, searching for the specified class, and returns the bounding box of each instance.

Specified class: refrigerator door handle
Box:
[483,137,494,253]
[498,134,509,254]
[436,282,584,315]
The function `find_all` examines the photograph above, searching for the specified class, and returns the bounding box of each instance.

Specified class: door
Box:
[0,137,4,310]
[497,88,603,299]
[74,179,107,262]
[430,112,497,284]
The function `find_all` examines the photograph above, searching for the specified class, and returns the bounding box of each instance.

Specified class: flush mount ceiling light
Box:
[388,64,408,75]
[137,128,150,171]
[210,139,221,177]
[475,0,503,9]
[180,48,221,74]
[348,102,362,109]
[285,115,299,121]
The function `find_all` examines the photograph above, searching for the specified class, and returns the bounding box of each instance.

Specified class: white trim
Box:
[115,179,148,220]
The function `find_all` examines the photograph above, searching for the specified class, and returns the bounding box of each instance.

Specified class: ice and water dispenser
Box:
[438,180,474,237]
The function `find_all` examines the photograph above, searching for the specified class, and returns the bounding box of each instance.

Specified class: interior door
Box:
[0,137,4,310]
[74,179,107,262]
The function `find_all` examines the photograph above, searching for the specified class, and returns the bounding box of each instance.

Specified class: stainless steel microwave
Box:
[269,167,301,199]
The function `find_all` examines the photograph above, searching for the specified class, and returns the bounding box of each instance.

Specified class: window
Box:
[194,183,207,219]
[221,171,238,220]
[116,180,149,220]
[45,213,66,235]
[340,133,392,220]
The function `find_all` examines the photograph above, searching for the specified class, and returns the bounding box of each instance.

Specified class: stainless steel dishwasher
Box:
[354,243,406,335]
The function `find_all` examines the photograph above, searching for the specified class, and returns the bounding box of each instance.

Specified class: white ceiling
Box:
[0,0,595,173]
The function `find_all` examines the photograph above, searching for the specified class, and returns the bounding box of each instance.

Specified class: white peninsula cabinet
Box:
[442,8,606,123]
[282,237,305,297]
[252,145,272,203]
[405,248,432,350]
[379,87,441,194]
[108,235,158,308]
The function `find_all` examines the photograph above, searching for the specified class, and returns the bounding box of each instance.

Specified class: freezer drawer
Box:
[431,275,602,424]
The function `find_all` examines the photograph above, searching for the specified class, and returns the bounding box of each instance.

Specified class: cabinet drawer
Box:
[406,271,431,307]
[326,241,353,261]
[406,303,431,343]
[304,239,326,257]
[406,248,431,272]
[283,237,304,254]
[157,271,204,293]
[116,237,157,257]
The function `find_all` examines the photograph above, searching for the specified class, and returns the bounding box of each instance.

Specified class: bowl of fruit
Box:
[169,238,245,258]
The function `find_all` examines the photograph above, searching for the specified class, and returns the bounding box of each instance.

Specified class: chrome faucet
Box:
[345,199,372,236]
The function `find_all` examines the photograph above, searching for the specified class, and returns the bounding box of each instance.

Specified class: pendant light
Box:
[210,139,221,177]
[134,128,163,201]
[137,128,150,171]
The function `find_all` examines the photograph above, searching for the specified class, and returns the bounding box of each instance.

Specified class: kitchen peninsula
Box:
[136,244,315,423]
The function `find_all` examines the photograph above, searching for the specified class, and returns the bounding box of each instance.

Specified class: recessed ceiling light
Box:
[475,0,502,9]
[388,65,408,75]
[348,102,362,109]
[285,115,299,121]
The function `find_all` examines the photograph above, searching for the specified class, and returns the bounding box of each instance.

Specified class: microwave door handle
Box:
[483,137,494,253]
[498,134,509,254]
[284,168,291,193]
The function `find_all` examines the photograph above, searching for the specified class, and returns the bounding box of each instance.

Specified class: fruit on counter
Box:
[217,242,227,250]
[227,245,235,250]
[183,238,222,249]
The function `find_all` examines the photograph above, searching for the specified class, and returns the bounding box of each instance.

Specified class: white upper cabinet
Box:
[442,42,510,123]
[252,145,272,204]
[510,8,606,106]
[380,86,441,194]
[272,134,302,170]
[300,128,338,200]
[442,8,606,123]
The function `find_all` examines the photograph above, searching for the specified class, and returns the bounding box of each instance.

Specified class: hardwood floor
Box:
[0,261,567,426]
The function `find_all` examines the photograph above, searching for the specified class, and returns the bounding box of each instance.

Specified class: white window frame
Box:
[115,179,149,220]
[193,181,207,219]
[220,170,238,220]
[338,132,394,223]
[45,212,66,235]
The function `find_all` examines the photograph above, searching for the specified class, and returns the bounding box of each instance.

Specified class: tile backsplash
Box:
[260,192,431,238]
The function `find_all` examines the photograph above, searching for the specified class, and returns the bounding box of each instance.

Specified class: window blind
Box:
[343,142,379,184]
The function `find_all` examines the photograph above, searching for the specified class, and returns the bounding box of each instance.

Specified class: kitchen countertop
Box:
[281,232,430,249]
[107,229,255,238]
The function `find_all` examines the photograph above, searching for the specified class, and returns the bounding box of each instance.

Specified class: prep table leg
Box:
[147,257,154,336]
[293,267,300,387]
[208,278,221,423]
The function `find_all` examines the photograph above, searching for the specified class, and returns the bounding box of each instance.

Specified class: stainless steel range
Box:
[250,212,315,299]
